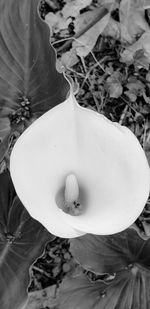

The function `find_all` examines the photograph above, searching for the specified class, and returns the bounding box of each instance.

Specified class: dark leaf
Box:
[0,131,12,163]
[60,230,150,308]
[59,267,150,309]
[59,271,106,309]
[70,229,150,274]
[0,171,53,309]
[0,0,69,135]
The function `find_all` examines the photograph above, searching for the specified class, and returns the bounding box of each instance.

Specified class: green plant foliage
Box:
[0,0,150,307]
[59,267,150,309]
[0,0,69,163]
[70,229,150,274]
[0,0,69,307]
[58,229,150,308]
[0,171,53,309]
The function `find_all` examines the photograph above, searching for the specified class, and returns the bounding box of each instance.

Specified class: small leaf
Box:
[62,0,92,19]
[120,30,150,65]
[119,0,149,42]
[73,11,110,57]
[124,91,137,102]
[59,49,79,68]
[125,77,145,102]
[134,49,150,69]
[45,12,70,34]
[105,72,123,98]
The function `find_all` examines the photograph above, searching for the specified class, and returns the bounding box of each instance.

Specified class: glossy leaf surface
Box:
[0,171,53,309]
[0,0,69,159]
[70,229,150,274]
[59,230,150,308]
[59,268,150,309]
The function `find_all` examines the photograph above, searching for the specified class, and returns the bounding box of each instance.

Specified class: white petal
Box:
[10,93,85,238]
[60,95,150,234]
[10,90,150,237]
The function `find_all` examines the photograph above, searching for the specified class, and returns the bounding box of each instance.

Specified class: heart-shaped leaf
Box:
[59,267,150,309]
[0,0,69,155]
[59,230,150,308]
[0,171,53,309]
[70,229,150,274]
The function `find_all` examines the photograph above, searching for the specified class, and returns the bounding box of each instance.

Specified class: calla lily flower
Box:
[10,89,150,238]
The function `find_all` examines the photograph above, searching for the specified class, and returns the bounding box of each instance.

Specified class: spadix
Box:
[10,90,150,238]
[65,174,79,204]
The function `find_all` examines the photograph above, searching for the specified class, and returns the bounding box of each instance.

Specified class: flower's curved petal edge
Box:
[10,90,150,238]
[10,90,85,238]
[60,93,150,235]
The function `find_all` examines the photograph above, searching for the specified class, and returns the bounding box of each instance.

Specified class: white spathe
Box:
[10,90,150,238]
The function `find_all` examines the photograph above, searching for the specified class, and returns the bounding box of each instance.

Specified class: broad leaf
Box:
[59,230,150,308]
[70,229,150,274]
[0,0,69,155]
[0,171,53,309]
[59,267,150,309]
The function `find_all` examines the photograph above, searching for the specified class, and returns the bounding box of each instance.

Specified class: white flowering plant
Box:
[0,1,150,309]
